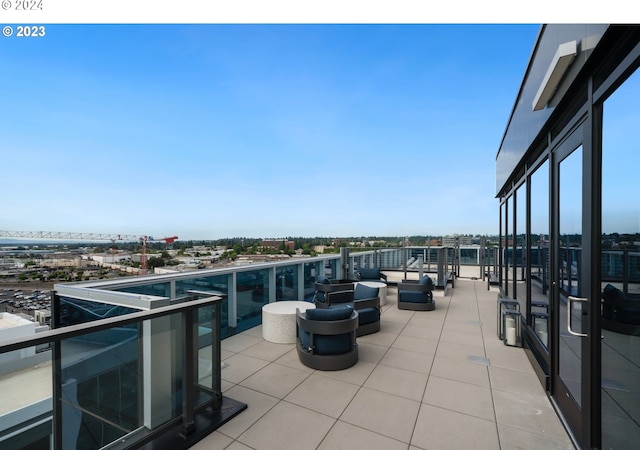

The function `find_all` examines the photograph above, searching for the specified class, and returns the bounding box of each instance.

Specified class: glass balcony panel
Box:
[58,296,139,326]
[235,269,268,333]
[176,275,229,337]
[303,262,322,301]
[460,248,479,265]
[176,275,228,298]
[195,303,221,409]
[113,282,171,298]
[60,324,141,449]
[601,251,623,281]
[276,265,299,301]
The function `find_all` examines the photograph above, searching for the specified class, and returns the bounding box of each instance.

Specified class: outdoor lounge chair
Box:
[601,283,640,335]
[313,279,355,308]
[356,267,387,283]
[353,283,380,336]
[296,304,359,370]
[397,275,435,311]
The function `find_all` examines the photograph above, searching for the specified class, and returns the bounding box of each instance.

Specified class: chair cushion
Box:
[300,304,355,355]
[399,291,429,303]
[299,329,353,354]
[357,307,380,325]
[358,268,381,280]
[354,284,379,300]
[419,275,434,286]
[306,304,353,321]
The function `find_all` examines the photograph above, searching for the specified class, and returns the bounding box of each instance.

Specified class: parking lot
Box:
[0,287,51,315]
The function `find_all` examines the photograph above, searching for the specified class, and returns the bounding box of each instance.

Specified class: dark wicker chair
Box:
[296,304,359,370]
[398,276,435,311]
[353,283,380,336]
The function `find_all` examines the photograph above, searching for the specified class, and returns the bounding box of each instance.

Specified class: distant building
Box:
[87,253,129,264]
[442,235,474,246]
[260,239,295,251]
[313,245,334,254]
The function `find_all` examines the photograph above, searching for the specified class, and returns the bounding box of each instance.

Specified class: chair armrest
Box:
[353,296,380,310]
[296,309,359,334]
[398,282,434,292]
[316,281,355,293]
[327,290,355,305]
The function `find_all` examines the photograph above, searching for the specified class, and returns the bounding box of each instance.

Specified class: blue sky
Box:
[1,24,541,239]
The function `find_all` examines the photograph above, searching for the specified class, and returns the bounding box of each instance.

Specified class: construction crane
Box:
[138,235,179,274]
[0,230,178,275]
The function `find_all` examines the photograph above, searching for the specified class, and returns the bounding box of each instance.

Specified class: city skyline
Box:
[1,23,542,239]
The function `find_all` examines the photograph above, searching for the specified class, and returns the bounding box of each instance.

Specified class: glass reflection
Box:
[502,199,511,295]
[601,67,640,448]
[515,183,527,317]
[531,160,550,348]
[559,146,583,406]
[60,325,141,449]
[276,265,298,301]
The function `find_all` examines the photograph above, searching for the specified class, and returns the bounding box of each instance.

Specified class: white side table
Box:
[262,301,315,344]
[357,281,387,306]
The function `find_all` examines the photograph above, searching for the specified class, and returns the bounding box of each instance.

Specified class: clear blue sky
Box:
[1,23,541,239]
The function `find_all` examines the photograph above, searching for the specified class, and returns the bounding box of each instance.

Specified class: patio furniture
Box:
[356,267,387,283]
[296,304,359,370]
[313,279,355,309]
[398,275,435,311]
[601,283,640,335]
[262,301,316,344]
[353,283,380,336]
[356,280,387,305]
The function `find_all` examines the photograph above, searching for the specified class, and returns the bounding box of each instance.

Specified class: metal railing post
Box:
[181,307,196,437]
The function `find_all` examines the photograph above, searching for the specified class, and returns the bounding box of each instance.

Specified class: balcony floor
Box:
[195,278,575,450]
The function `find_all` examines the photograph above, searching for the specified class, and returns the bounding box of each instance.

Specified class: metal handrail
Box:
[0,295,222,355]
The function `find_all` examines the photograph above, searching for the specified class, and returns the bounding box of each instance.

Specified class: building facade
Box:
[496,25,640,449]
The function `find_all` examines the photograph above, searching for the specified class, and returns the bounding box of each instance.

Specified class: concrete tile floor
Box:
[193,278,575,450]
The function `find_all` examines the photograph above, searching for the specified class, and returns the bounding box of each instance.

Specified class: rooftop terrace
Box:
[195,278,574,450]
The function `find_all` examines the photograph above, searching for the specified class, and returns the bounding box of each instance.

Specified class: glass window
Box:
[601,66,640,449]
[515,183,527,316]
[507,196,514,297]
[530,160,550,348]
[558,146,583,406]
[559,150,583,299]
[501,200,509,294]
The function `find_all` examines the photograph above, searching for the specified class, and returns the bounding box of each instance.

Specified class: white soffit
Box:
[532,40,578,111]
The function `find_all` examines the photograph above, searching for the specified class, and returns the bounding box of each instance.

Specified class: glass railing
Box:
[47,247,479,341]
[0,295,237,450]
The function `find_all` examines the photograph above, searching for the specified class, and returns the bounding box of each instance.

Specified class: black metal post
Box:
[181,308,196,437]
